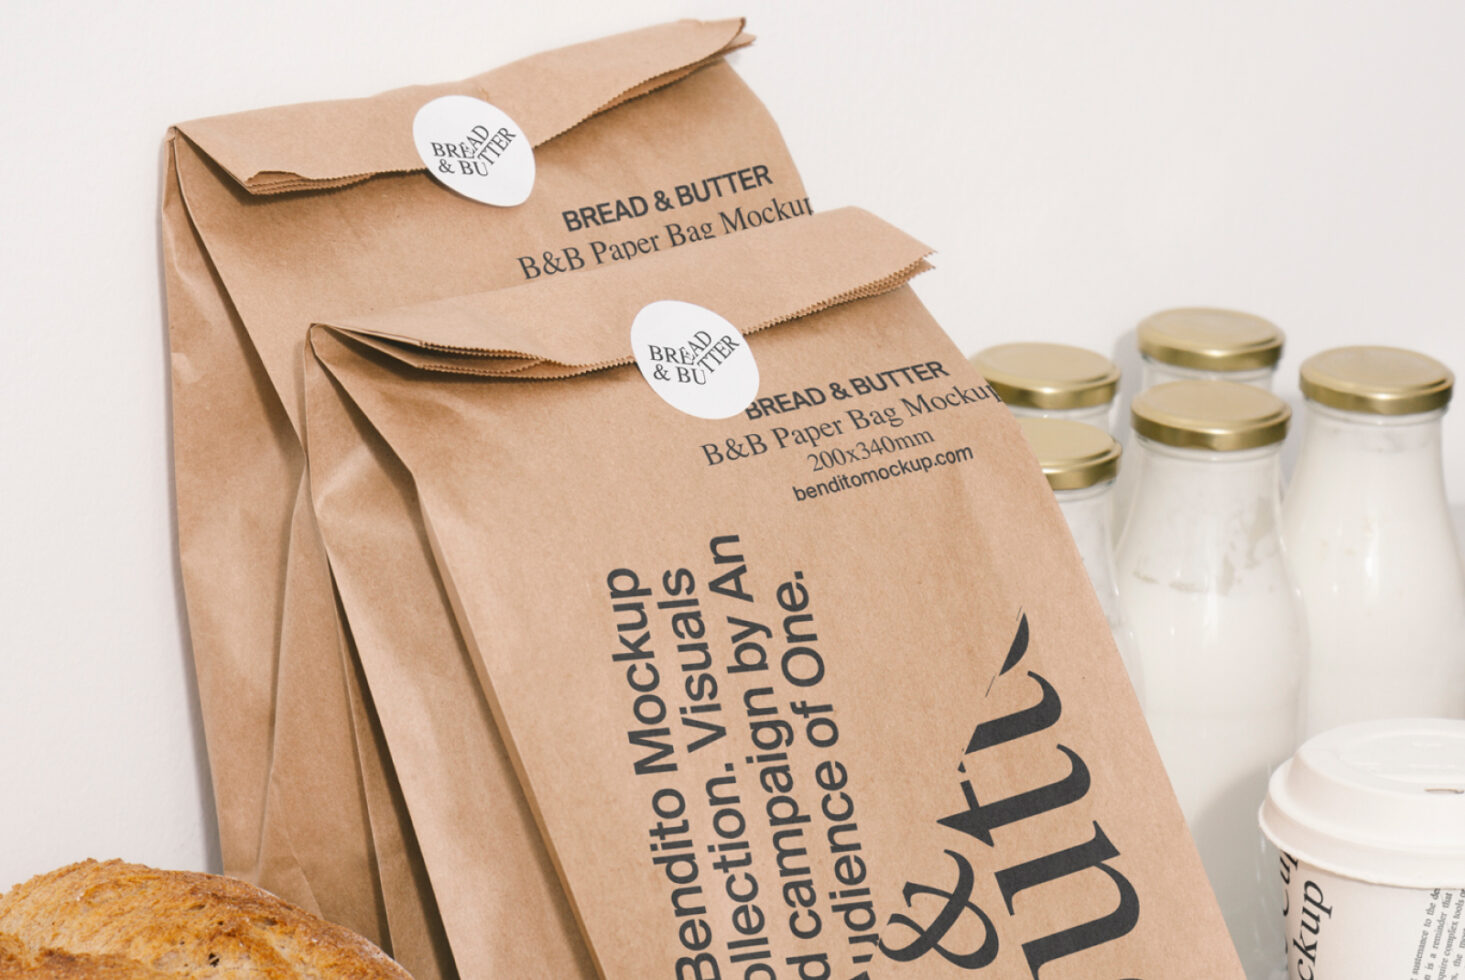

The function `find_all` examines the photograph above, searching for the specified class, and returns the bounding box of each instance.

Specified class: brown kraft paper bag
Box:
[303,207,1244,978]
[160,19,809,976]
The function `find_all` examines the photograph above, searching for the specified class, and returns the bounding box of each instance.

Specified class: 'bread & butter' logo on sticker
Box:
[632,301,760,420]
[412,95,535,206]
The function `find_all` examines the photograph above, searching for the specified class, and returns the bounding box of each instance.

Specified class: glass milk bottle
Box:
[972,342,1121,433]
[1018,418,1144,703]
[1283,346,1465,737]
[1116,308,1286,540]
[1116,380,1305,980]
[1136,307,1285,390]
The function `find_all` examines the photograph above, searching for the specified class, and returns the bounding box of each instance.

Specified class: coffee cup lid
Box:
[1260,719,1465,888]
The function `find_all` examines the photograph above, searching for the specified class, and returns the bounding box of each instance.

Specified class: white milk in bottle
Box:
[1017,417,1144,702]
[1283,346,1465,737]
[972,341,1121,433]
[1115,308,1286,541]
[1117,380,1306,979]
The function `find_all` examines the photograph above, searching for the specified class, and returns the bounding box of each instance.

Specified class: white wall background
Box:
[2,0,1463,893]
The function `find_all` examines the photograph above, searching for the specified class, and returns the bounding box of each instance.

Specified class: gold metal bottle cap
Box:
[1017,417,1122,490]
[1131,380,1291,451]
[971,342,1120,410]
[1136,308,1285,372]
[1299,346,1454,416]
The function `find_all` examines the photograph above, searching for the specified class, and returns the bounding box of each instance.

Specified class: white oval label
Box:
[631,301,759,420]
[412,95,535,206]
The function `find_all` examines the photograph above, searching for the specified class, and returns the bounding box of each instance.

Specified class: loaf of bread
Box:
[0,860,411,979]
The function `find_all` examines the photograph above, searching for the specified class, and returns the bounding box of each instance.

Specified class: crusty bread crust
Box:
[1,930,173,979]
[0,861,411,979]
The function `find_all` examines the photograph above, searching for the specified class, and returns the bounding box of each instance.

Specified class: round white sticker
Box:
[412,95,535,206]
[631,301,760,420]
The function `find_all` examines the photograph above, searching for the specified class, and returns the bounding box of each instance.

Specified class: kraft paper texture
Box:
[162,19,807,978]
[304,207,1245,978]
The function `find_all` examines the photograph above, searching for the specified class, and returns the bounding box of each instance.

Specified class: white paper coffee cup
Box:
[1260,718,1465,980]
